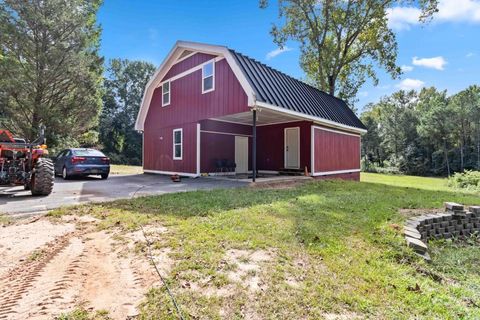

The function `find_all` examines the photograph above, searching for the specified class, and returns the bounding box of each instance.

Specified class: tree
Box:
[360,104,386,168]
[377,90,421,170]
[361,85,480,176]
[417,87,453,176]
[99,59,156,165]
[449,85,480,171]
[260,0,438,105]
[0,0,103,149]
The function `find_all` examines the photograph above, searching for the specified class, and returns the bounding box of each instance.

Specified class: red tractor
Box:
[0,126,54,196]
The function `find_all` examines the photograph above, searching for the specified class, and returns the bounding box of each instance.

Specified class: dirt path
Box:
[0,217,160,319]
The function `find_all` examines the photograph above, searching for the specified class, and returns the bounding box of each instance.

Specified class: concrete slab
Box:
[0,174,247,217]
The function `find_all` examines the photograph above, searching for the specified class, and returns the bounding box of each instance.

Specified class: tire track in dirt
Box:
[0,218,162,319]
[71,231,157,319]
[11,237,86,319]
[0,231,78,319]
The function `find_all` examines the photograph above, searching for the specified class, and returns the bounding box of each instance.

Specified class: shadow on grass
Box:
[90,180,480,246]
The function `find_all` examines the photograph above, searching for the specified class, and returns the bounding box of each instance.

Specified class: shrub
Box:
[361,160,400,175]
[448,170,480,191]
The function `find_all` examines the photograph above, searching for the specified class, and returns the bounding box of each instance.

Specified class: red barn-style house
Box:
[135,41,367,181]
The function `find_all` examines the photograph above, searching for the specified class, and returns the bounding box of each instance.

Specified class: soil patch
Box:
[398,208,440,218]
[0,216,165,319]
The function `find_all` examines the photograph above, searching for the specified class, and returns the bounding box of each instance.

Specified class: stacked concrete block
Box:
[403,202,480,260]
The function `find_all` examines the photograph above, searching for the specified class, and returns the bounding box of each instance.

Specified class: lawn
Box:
[51,173,480,319]
[361,172,456,192]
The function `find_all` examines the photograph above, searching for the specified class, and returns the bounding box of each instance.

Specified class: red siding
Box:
[144,123,197,174]
[257,121,312,172]
[312,127,360,173]
[200,119,251,135]
[144,55,250,173]
[145,59,249,128]
[200,120,251,173]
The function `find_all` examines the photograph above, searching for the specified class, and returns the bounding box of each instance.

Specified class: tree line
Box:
[361,86,480,176]
[0,0,155,165]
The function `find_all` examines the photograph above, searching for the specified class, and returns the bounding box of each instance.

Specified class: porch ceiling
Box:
[211,108,301,126]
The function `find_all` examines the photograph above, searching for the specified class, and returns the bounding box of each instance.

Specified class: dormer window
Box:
[202,61,214,93]
[162,81,170,106]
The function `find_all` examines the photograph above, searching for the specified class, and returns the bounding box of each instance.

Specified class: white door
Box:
[235,136,248,174]
[285,127,300,168]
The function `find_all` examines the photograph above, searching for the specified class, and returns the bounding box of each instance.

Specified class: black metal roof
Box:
[229,49,366,130]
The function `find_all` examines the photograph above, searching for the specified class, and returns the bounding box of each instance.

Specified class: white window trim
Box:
[161,80,171,107]
[202,60,215,94]
[173,128,182,160]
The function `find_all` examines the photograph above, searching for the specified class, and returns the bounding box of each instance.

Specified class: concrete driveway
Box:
[0,174,247,217]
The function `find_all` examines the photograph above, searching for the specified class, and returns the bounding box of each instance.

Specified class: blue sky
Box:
[98,0,480,113]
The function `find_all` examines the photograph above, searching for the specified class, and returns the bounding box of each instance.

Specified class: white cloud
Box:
[386,7,421,30]
[436,0,480,23]
[266,46,293,60]
[387,0,480,31]
[358,91,369,97]
[401,65,414,72]
[412,56,447,70]
[466,52,475,58]
[396,78,425,90]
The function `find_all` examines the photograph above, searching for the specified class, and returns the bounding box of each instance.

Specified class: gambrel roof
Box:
[135,41,366,133]
[229,50,366,131]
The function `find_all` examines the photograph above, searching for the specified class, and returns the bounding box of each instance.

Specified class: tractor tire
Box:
[31,158,54,196]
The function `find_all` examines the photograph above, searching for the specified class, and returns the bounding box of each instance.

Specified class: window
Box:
[202,61,214,93]
[73,149,105,157]
[57,150,67,158]
[173,128,182,160]
[162,81,170,106]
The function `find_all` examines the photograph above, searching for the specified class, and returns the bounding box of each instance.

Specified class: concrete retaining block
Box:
[445,202,464,211]
[404,202,480,260]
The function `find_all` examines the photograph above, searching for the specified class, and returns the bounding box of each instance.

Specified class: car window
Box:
[72,149,105,157]
[57,150,67,158]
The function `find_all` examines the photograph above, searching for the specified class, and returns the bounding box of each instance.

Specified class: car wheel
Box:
[62,166,70,180]
[100,173,109,180]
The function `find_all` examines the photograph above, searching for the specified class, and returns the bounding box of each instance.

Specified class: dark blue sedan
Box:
[54,148,110,180]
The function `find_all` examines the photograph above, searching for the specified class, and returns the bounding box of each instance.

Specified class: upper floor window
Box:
[173,128,182,160]
[162,81,170,106]
[202,61,215,93]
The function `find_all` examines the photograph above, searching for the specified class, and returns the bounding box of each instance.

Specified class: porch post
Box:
[252,108,257,182]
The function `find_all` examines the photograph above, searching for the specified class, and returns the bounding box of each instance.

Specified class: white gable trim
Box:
[135,41,256,131]
[174,51,196,65]
[163,57,224,85]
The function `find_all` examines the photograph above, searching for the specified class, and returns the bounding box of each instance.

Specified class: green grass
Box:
[361,172,457,192]
[0,214,11,226]
[57,308,111,320]
[49,173,480,319]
